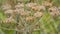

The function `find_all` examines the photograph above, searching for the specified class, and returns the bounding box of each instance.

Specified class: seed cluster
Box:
[1,0,60,33]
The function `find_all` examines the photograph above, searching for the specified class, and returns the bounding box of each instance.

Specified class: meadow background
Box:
[0,0,60,34]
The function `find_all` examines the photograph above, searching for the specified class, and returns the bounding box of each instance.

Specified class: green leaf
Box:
[32,31,40,34]
[0,29,5,34]
[6,30,16,34]
[0,13,6,20]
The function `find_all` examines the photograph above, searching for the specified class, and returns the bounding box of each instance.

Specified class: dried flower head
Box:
[39,6,46,11]
[2,4,11,11]
[4,9,14,14]
[15,3,24,9]
[48,7,60,16]
[4,17,15,23]
[26,3,37,8]
[26,16,34,22]
[34,12,43,17]
[31,5,45,11]
[31,6,38,11]
[19,10,30,16]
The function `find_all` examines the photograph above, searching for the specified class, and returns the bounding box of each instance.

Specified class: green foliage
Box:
[2,30,16,34]
[32,31,40,34]
[52,0,60,6]
[0,12,6,20]
[0,29,4,34]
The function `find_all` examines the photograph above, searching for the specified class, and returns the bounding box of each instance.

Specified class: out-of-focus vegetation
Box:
[0,0,60,34]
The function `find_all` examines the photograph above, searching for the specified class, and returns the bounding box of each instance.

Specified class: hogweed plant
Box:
[0,0,60,34]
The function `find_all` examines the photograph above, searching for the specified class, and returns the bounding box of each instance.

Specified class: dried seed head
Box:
[31,5,45,12]
[39,6,46,11]
[42,1,52,7]
[26,16,34,22]
[4,9,13,14]
[2,4,11,11]
[31,6,38,11]
[15,3,24,9]
[4,17,15,23]
[26,3,37,8]
[20,11,25,15]
[19,11,30,16]
[34,12,43,17]
[48,7,60,16]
